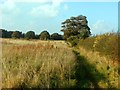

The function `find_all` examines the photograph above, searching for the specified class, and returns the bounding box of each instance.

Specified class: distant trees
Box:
[39,31,50,40]
[25,31,35,39]
[0,29,13,38]
[0,14,91,42]
[61,15,91,40]
[50,33,63,40]
[0,29,63,40]
[11,31,22,38]
[35,34,39,39]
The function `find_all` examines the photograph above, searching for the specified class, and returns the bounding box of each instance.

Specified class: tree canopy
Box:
[0,29,63,40]
[11,31,22,38]
[25,31,35,39]
[61,15,91,40]
[39,31,50,40]
[50,33,63,40]
[1,29,13,38]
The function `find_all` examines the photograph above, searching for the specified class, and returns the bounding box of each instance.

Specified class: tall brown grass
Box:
[78,33,119,62]
[2,39,76,88]
[76,45,119,88]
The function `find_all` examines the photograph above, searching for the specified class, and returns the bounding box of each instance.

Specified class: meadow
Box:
[2,39,77,88]
[1,34,119,89]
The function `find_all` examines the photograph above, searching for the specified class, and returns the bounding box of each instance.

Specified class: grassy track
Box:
[73,47,119,88]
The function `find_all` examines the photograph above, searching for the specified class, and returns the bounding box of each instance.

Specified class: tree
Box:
[1,29,7,38]
[40,31,50,40]
[61,15,91,40]
[50,33,63,40]
[11,31,22,38]
[35,34,39,39]
[0,29,14,38]
[25,31,35,39]
[8,31,14,38]
[21,33,25,38]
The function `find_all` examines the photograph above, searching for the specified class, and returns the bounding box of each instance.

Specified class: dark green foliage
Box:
[50,33,63,40]
[0,29,1,38]
[12,31,22,39]
[0,29,13,38]
[35,34,40,39]
[67,36,79,47]
[78,28,90,39]
[63,29,79,40]
[61,15,91,40]
[0,29,63,40]
[25,31,35,39]
[1,29,8,38]
[21,33,25,38]
[39,31,50,40]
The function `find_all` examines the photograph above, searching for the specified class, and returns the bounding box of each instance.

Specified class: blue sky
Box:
[0,0,118,35]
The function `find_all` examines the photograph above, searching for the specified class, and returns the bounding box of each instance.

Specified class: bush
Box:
[67,36,79,47]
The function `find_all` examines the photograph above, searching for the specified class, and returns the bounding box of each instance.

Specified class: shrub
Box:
[67,36,79,47]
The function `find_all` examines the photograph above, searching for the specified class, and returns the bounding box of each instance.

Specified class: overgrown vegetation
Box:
[74,47,119,88]
[66,32,119,89]
[2,39,76,88]
[78,32,119,62]
[67,32,119,61]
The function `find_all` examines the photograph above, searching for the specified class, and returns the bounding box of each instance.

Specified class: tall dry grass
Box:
[76,33,119,88]
[2,39,76,88]
[76,46,119,88]
[78,33,119,62]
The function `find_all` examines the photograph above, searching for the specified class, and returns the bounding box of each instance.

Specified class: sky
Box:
[0,0,119,35]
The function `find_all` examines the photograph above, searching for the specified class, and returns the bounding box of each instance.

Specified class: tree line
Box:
[0,15,91,41]
[0,29,63,40]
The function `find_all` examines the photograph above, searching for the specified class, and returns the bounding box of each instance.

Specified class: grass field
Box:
[1,38,119,89]
[2,39,76,88]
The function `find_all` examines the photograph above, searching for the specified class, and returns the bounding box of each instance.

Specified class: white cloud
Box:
[0,0,21,16]
[30,0,63,17]
[90,20,114,35]
[30,4,58,17]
